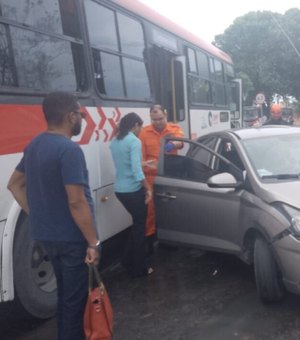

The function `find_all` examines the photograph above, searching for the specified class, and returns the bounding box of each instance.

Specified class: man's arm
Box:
[165,126,184,152]
[65,184,100,264]
[173,125,184,149]
[7,170,29,214]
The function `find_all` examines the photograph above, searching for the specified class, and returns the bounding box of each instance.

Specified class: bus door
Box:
[171,56,189,137]
[148,47,189,137]
[230,78,242,128]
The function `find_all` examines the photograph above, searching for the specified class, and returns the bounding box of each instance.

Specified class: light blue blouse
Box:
[110,132,145,193]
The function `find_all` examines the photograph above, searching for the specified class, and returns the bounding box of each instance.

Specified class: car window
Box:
[242,134,300,179]
[216,138,245,171]
[162,139,217,182]
[190,135,218,166]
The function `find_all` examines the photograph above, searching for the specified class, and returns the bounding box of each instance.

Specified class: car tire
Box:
[254,236,285,303]
[13,214,57,319]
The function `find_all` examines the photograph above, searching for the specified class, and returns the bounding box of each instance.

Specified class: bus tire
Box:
[13,214,57,319]
[254,236,285,303]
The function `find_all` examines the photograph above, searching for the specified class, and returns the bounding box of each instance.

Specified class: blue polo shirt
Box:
[16,132,94,242]
[110,132,145,193]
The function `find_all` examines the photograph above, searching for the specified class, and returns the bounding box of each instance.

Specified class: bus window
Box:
[1,0,81,39]
[6,27,83,91]
[213,59,224,82]
[209,57,227,106]
[123,58,151,99]
[173,60,185,121]
[187,48,197,74]
[214,83,227,105]
[0,24,16,87]
[196,51,210,79]
[186,47,212,105]
[0,0,87,92]
[1,0,62,34]
[220,111,229,122]
[59,0,81,39]
[93,50,124,97]
[118,13,145,58]
[85,0,151,100]
[85,3,118,51]
[189,77,212,105]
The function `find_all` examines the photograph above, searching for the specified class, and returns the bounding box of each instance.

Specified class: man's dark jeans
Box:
[116,188,148,277]
[43,241,88,340]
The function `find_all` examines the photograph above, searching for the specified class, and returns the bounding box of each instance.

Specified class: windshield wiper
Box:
[261,173,300,180]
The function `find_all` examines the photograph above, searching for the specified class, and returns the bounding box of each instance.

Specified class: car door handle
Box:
[155,192,177,199]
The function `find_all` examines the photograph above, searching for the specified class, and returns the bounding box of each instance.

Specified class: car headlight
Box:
[292,216,300,235]
[280,204,300,237]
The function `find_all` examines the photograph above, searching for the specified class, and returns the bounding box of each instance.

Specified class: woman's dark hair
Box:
[116,112,143,140]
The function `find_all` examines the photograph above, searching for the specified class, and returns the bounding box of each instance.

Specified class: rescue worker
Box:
[139,104,184,254]
[263,103,289,125]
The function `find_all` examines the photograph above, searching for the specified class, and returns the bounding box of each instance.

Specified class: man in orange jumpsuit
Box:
[139,104,184,253]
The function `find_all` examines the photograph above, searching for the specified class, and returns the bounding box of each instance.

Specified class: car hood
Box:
[261,181,300,208]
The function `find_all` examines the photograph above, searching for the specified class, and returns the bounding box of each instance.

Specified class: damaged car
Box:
[154,126,300,303]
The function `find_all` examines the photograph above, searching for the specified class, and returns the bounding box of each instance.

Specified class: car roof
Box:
[197,126,300,142]
[231,126,299,140]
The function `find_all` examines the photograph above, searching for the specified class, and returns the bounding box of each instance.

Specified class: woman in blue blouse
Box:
[110,112,153,277]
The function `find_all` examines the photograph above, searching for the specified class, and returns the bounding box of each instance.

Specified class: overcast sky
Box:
[139,0,300,43]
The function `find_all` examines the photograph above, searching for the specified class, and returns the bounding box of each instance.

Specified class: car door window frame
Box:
[159,136,243,182]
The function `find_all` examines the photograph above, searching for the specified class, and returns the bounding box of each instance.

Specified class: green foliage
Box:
[236,71,254,104]
[214,9,300,102]
[292,101,300,114]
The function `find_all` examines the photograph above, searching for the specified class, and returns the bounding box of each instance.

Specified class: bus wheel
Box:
[254,236,285,303]
[13,214,57,319]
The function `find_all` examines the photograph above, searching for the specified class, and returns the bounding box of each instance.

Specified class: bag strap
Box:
[88,264,104,293]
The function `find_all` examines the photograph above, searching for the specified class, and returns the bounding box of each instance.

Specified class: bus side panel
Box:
[0,220,5,302]
[189,109,231,140]
[96,185,132,241]
[84,106,150,241]
[1,202,22,302]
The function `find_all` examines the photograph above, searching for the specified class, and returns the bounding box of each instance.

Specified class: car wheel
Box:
[13,214,57,319]
[254,236,285,303]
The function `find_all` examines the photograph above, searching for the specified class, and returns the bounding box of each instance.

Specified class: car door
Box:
[154,134,244,253]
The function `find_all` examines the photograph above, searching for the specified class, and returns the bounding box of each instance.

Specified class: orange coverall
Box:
[139,123,184,236]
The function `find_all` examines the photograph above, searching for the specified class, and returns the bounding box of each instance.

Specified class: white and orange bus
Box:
[0,0,242,318]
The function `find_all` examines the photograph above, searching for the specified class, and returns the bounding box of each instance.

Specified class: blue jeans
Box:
[116,188,149,277]
[43,241,88,340]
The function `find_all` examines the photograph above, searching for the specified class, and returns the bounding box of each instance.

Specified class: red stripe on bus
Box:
[77,106,96,145]
[0,104,120,155]
[0,104,46,156]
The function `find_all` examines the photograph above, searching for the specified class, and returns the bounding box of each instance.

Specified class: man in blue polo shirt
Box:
[7,91,100,340]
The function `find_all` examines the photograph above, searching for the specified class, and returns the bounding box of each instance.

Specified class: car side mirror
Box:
[207,172,243,188]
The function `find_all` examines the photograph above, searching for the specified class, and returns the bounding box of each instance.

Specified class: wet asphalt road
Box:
[1,245,300,340]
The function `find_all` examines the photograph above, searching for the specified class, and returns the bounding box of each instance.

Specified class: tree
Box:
[214,9,300,102]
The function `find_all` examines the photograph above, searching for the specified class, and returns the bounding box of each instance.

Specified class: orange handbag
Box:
[84,264,114,340]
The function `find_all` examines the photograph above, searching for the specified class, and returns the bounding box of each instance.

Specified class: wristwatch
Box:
[88,240,101,250]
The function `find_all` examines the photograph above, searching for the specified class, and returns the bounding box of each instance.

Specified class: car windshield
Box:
[242,133,300,180]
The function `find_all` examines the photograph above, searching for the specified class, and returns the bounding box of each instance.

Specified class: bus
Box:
[0,0,242,318]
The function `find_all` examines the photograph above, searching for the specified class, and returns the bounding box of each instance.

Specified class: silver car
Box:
[154,126,300,303]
